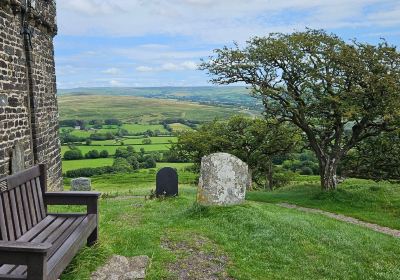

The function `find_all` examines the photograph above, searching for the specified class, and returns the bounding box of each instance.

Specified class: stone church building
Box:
[0,0,62,191]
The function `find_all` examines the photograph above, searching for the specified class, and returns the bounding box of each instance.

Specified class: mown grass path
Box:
[277,202,400,238]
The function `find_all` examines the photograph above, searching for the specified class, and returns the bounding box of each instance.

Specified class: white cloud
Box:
[136,66,154,72]
[102,67,121,75]
[57,0,398,43]
[136,61,199,72]
[181,61,198,70]
[109,79,124,86]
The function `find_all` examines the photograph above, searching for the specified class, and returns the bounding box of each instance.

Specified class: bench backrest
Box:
[0,165,47,241]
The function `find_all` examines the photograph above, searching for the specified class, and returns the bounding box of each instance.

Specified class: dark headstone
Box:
[156,167,178,197]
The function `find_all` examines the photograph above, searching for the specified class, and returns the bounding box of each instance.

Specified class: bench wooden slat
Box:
[9,190,22,239]
[10,216,85,277]
[0,197,8,240]
[30,179,42,222]
[20,184,32,230]
[47,216,85,258]
[24,181,37,226]
[18,216,57,243]
[15,188,27,235]
[6,166,41,191]
[2,192,15,241]
[47,214,97,280]
[35,178,46,219]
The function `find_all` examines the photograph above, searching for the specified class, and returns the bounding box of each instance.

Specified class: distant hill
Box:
[58,86,263,111]
[58,95,255,123]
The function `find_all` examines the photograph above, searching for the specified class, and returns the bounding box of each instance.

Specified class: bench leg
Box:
[27,254,47,280]
[87,227,98,246]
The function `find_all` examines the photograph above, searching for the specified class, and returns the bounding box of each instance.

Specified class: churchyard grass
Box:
[247,178,400,230]
[59,177,400,280]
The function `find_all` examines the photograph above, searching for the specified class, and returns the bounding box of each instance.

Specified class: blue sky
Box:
[55,0,400,89]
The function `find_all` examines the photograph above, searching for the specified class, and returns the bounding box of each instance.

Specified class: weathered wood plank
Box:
[15,188,27,235]
[24,181,37,226]
[2,192,15,241]
[18,216,56,242]
[0,196,8,240]
[6,166,40,191]
[30,179,42,222]
[35,178,46,218]
[20,184,32,230]
[9,189,21,239]
[47,215,97,280]
[47,216,85,258]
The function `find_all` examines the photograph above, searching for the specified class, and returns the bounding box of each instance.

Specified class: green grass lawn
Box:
[121,124,168,134]
[247,178,400,230]
[61,143,171,156]
[91,136,177,146]
[62,158,114,172]
[62,158,192,174]
[59,179,400,280]
[168,123,193,132]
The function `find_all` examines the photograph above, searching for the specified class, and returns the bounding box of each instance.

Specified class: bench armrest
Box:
[44,192,100,214]
[0,241,51,254]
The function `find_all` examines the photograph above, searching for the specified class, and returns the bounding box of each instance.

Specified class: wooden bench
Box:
[0,165,100,280]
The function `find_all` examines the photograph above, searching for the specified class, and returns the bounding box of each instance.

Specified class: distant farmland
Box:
[59,95,249,123]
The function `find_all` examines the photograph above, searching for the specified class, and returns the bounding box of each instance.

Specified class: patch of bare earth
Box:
[278,203,400,238]
[161,234,235,280]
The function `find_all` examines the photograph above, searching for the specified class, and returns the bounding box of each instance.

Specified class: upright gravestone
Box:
[11,142,25,174]
[71,177,92,191]
[156,167,178,197]
[197,153,249,206]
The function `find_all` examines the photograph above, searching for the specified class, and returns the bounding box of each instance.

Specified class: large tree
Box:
[173,115,301,189]
[201,29,400,190]
[341,129,400,181]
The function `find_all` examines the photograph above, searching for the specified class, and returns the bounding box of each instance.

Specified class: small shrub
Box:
[300,166,313,175]
[64,149,83,160]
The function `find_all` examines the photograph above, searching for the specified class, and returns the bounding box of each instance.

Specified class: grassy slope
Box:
[247,178,400,230]
[59,95,239,123]
[60,184,400,280]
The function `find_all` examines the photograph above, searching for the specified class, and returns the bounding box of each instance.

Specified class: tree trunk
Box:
[265,160,274,191]
[247,168,253,191]
[320,157,339,191]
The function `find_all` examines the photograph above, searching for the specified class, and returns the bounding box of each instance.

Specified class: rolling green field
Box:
[62,159,192,173]
[61,143,172,156]
[90,136,177,146]
[59,174,400,280]
[169,123,193,132]
[121,124,168,134]
[59,95,242,123]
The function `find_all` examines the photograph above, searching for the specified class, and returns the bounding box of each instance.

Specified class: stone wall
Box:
[0,0,62,191]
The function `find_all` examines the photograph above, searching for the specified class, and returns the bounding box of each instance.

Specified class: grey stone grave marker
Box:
[71,177,92,191]
[197,153,249,206]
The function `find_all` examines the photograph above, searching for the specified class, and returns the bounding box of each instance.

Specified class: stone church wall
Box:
[0,0,62,191]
